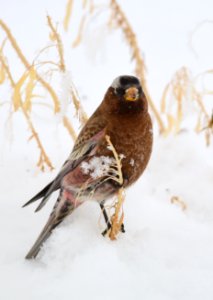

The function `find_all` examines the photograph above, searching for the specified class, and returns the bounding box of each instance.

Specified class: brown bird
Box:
[23,75,153,259]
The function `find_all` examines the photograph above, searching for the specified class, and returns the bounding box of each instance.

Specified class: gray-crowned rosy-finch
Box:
[23,75,153,259]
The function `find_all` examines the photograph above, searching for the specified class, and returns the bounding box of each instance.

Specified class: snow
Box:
[1,0,213,299]
[1,133,213,300]
[81,156,116,179]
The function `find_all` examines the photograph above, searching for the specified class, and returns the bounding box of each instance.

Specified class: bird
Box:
[23,75,153,259]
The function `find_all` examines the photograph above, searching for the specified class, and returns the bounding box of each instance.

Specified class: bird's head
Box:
[111,75,142,102]
[103,75,147,114]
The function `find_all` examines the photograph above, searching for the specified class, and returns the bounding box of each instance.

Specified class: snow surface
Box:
[1,1,213,299]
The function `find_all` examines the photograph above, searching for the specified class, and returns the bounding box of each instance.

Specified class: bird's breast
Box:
[104,112,153,186]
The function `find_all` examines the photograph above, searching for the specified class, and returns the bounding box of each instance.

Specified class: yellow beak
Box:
[124,87,139,101]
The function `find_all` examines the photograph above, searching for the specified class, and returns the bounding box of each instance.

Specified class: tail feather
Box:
[25,214,62,259]
[25,190,76,259]
[34,195,51,213]
[22,181,54,208]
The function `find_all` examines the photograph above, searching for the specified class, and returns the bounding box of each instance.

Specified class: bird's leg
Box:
[100,203,111,236]
[100,203,125,236]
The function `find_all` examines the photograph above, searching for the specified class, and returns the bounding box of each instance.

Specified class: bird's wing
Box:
[22,181,54,208]
[22,138,97,211]
[34,133,105,212]
[23,115,107,211]
[71,112,107,154]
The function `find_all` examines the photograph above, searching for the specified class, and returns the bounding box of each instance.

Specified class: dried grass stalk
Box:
[23,67,36,112]
[72,15,87,48]
[160,67,190,134]
[202,111,213,146]
[0,19,60,113]
[171,196,187,211]
[109,188,125,240]
[63,0,74,31]
[105,134,123,185]
[161,66,212,144]
[0,18,81,170]
[47,15,88,127]
[63,116,77,141]
[0,66,5,84]
[0,55,53,171]
[0,16,91,170]
[47,15,65,72]
[13,71,29,111]
[104,135,125,239]
[70,81,88,125]
[193,70,213,145]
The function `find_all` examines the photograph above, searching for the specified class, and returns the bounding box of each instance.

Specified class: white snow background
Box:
[0,1,213,299]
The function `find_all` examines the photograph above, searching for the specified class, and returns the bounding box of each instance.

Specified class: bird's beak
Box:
[124,87,139,101]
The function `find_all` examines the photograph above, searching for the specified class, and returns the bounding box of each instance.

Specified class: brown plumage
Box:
[23,75,153,259]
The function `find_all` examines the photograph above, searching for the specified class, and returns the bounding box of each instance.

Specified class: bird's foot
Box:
[102,223,125,236]
[120,223,125,233]
[102,222,111,236]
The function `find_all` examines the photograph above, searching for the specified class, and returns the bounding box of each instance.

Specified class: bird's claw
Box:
[102,223,125,236]
[120,223,125,233]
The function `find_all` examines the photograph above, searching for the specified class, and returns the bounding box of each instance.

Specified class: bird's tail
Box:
[22,181,54,208]
[25,213,62,259]
[25,191,76,259]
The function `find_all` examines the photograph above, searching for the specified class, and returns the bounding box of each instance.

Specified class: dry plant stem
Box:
[171,196,187,211]
[104,135,124,240]
[72,15,87,48]
[22,105,54,171]
[161,67,211,141]
[110,0,165,133]
[0,19,60,113]
[161,68,186,134]
[63,116,77,141]
[203,112,213,146]
[0,18,78,143]
[193,73,212,145]
[0,55,54,170]
[109,188,125,240]
[105,134,123,185]
[47,15,65,72]
[63,0,74,31]
[70,86,88,125]
[0,20,29,68]
[71,1,96,47]
[194,90,209,119]
[47,15,88,129]
[193,70,210,119]
[194,92,211,146]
